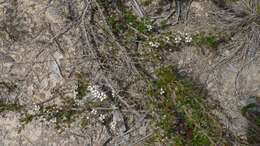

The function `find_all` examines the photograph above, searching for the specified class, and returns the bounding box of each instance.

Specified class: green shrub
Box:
[146,66,229,145]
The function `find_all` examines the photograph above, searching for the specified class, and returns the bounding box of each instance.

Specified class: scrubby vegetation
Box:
[0,0,259,145]
[144,66,229,145]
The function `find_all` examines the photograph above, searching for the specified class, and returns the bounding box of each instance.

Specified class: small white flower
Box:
[110,121,116,130]
[41,117,46,122]
[33,105,40,112]
[160,88,165,95]
[112,89,116,97]
[185,36,192,43]
[165,36,170,42]
[149,41,160,48]
[146,24,153,31]
[50,117,57,123]
[99,114,106,122]
[87,84,108,101]
[154,42,160,48]
[174,35,182,44]
[163,115,167,119]
[91,109,97,115]
[149,41,154,47]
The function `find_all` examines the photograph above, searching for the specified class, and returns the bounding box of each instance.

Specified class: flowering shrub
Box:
[174,31,193,44]
[0,73,113,133]
[87,85,108,101]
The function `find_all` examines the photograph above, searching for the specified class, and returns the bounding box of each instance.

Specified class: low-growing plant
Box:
[140,0,153,6]
[145,66,230,145]
[0,73,109,134]
[241,103,260,126]
[193,33,218,48]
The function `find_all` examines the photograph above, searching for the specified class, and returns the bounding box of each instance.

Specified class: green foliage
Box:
[257,4,260,15]
[1,73,105,133]
[106,9,153,36]
[75,73,89,99]
[0,99,24,113]
[140,0,153,6]
[193,33,218,48]
[146,66,229,145]
[241,103,260,126]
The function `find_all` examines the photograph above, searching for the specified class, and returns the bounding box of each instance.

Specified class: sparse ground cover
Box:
[0,0,259,145]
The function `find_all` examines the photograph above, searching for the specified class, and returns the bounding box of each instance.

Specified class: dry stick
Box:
[48,23,66,55]
[184,0,193,25]
[22,135,35,145]
[94,0,139,75]
[112,112,149,140]
[131,0,145,17]
[102,75,141,117]
[50,22,78,42]
[83,1,143,142]
[128,132,153,146]
[93,0,154,113]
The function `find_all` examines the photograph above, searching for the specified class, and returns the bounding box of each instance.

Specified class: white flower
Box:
[174,36,182,44]
[110,121,116,130]
[30,104,40,114]
[112,89,116,97]
[149,41,153,46]
[163,115,167,119]
[50,117,57,123]
[87,84,107,101]
[149,41,160,48]
[146,24,153,31]
[91,109,97,115]
[154,42,160,48]
[42,117,47,122]
[174,32,193,44]
[98,114,106,122]
[160,88,165,95]
[165,36,170,42]
[185,35,192,43]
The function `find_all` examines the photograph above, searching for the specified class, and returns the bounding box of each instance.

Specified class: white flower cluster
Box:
[160,88,165,95]
[149,41,160,48]
[50,117,57,123]
[165,36,170,43]
[110,121,117,130]
[98,114,106,122]
[91,109,97,115]
[28,104,41,115]
[174,32,193,44]
[174,35,182,44]
[87,85,107,101]
[146,24,153,31]
[112,89,117,97]
[90,109,106,122]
